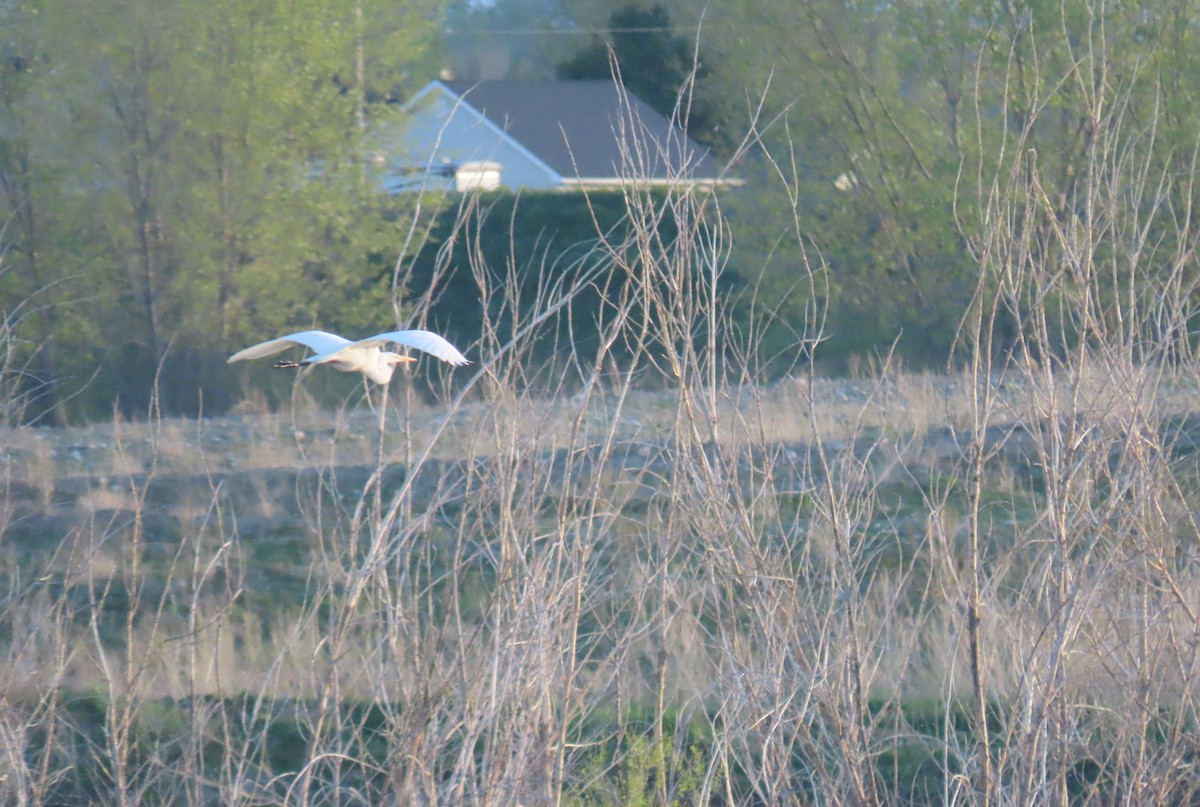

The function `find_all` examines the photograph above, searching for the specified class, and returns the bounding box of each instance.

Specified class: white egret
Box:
[228,329,469,384]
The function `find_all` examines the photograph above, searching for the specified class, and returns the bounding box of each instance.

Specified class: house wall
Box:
[382,91,562,192]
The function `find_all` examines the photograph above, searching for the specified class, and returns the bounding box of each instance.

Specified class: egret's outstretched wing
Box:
[227,330,352,363]
[357,330,470,366]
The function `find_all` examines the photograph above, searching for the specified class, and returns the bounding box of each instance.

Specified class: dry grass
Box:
[4,53,1200,807]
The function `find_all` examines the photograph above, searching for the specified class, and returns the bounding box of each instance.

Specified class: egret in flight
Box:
[228,329,470,385]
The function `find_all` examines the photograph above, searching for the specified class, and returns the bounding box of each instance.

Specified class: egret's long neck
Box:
[365,359,395,385]
[365,351,414,385]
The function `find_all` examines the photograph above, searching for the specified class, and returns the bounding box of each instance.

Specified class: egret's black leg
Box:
[273,360,302,370]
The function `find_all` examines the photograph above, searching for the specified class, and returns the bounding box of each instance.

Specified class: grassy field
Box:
[4,359,1200,805]
[6,68,1200,805]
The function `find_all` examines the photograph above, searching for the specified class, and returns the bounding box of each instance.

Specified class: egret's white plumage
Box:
[228,329,469,385]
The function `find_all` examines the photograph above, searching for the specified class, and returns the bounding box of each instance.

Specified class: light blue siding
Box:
[381,90,562,192]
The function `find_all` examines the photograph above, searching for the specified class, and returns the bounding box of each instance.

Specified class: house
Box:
[381,79,736,192]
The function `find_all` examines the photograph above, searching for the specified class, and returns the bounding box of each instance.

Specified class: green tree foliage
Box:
[6,0,1200,415]
[0,0,440,419]
[704,0,1200,371]
[555,3,727,152]
[1,4,67,422]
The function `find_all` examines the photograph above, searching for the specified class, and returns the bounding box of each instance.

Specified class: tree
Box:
[0,0,442,418]
[698,0,1200,371]
[556,3,727,151]
[0,0,89,423]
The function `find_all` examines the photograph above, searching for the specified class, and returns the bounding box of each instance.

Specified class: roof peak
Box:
[407,77,732,186]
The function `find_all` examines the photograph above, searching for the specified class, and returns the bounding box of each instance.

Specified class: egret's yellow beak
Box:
[388,355,418,364]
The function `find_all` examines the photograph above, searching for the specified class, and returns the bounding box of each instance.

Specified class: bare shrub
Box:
[4,34,1200,807]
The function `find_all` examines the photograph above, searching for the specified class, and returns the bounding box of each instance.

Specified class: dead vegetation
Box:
[3,47,1200,807]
